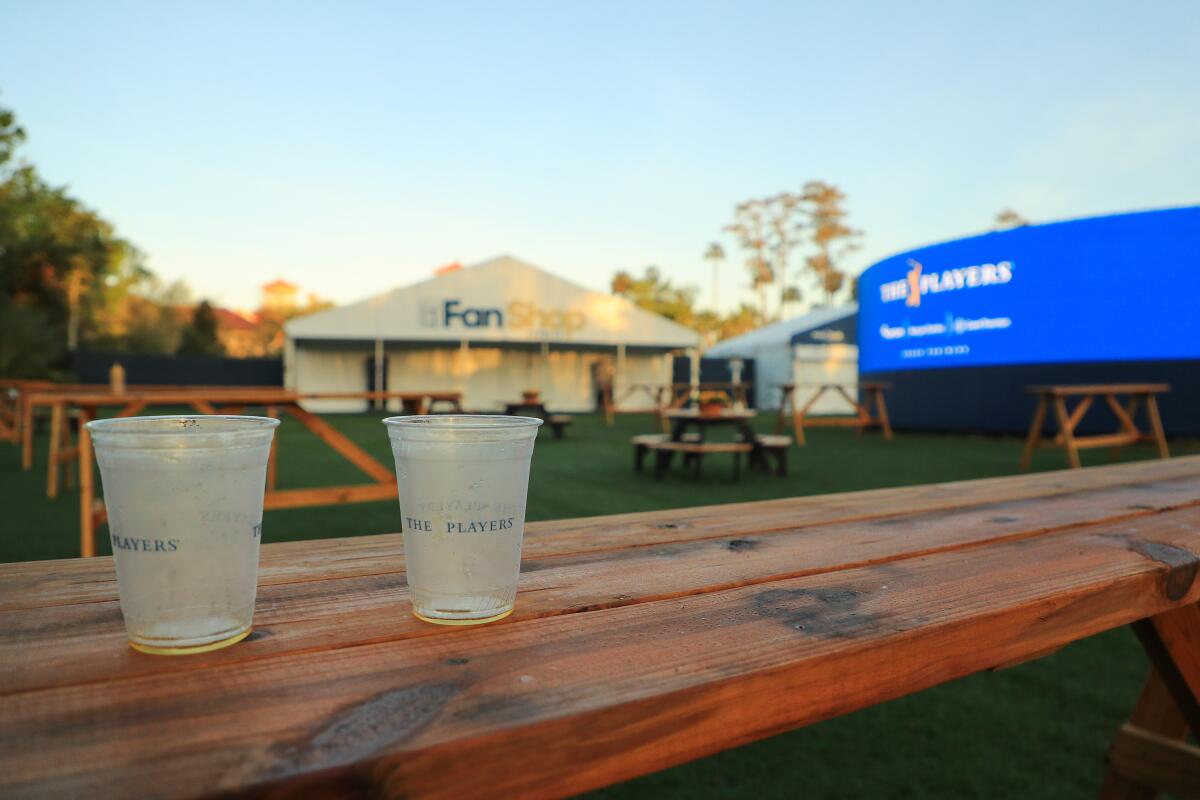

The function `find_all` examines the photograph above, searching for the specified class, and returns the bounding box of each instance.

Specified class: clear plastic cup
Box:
[384,414,542,625]
[86,415,279,655]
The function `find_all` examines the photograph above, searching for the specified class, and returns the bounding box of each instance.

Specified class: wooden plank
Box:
[1147,395,1171,460]
[77,407,94,558]
[1053,395,1082,469]
[1136,604,1200,733]
[45,402,63,498]
[796,417,868,427]
[1105,724,1200,799]
[1020,396,1048,471]
[284,404,395,484]
[5,456,1200,612]
[263,482,398,510]
[1071,433,1142,450]
[3,511,1200,798]
[1029,384,1171,396]
[4,480,1200,696]
[1100,671,1191,800]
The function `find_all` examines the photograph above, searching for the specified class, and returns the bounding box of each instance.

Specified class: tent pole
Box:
[689,347,700,405]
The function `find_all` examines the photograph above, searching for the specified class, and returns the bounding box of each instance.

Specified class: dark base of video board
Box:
[861,359,1200,436]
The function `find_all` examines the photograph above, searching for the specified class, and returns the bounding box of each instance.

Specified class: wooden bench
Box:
[1020,383,1171,471]
[647,439,753,480]
[4,457,1200,798]
[546,414,573,441]
[631,432,701,472]
[752,433,792,476]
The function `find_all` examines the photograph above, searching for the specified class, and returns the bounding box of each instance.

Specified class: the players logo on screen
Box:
[879,260,1012,305]
[905,260,923,307]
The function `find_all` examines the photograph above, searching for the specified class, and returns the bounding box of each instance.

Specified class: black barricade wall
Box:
[672,357,757,408]
[862,359,1200,436]
[71,351,283,387]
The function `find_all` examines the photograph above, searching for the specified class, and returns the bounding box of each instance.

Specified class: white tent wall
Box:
[289,342,672,414]
[749,342,794,411]
[792,343,859,415]
[290,347,373,413]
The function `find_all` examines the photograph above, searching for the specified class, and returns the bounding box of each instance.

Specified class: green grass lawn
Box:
[4,412,1197,798]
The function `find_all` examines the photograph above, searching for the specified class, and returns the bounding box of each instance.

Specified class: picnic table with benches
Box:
[3,457,1200,797]
[648,408,790,479]
[1020,383,1171,471]
[502,402,574,440]
[21,388,461,558]
[776,381,893,446]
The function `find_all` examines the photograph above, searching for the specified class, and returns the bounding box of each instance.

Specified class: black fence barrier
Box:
[71,351,283,387]
[861,359,1200,437]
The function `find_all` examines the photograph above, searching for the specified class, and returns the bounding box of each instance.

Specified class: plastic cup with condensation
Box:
[86,415,279,655]
[384,414,542,625]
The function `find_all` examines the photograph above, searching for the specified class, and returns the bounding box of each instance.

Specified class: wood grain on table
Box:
[2,456,1199,798]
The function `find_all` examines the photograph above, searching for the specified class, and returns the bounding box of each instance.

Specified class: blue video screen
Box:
[857,206,1200,372]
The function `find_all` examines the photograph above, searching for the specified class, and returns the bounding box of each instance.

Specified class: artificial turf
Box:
[4,411,1196,798]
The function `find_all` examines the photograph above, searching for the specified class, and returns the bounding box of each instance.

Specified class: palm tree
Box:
[703,242,725,311]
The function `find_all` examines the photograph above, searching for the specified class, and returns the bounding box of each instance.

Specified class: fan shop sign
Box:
[420,299,586,334]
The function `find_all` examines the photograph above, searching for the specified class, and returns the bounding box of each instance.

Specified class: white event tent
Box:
[284,256,701,412]
[706,305,858,413]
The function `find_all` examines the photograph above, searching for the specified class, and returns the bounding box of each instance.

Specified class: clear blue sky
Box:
[1,0,1197,311]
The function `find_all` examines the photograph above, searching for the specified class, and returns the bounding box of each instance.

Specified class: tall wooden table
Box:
[777,381,894,446]
[3,458,1200,797]
[24,388,461,558]
[1019,383,1170,471]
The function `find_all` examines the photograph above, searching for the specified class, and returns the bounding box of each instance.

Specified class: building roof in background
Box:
[706,305,858,357]
[285,255,701,348]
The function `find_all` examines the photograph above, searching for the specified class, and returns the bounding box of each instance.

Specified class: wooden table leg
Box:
[46,402,63,499]
[1145,394,1171,460]
[78,407,95,558]
[774,387,792,434]
[1052,396,1082,469]
[266,405,278,491]
[1100,605,1200,798]
[1019,396,1048,472]
[873,388,894,440]
[1112,395,1143,461]
[1100,669,1190,799]
[21,396,35,470]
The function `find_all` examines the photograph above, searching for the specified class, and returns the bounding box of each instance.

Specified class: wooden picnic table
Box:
[23,388,461,558]
[1020,383,1170,471]
[20,387,462,470]
[3,457,1200,797]
[775,381,893,446]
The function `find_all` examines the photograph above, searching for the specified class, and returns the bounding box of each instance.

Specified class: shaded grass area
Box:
[4,412,1197,798]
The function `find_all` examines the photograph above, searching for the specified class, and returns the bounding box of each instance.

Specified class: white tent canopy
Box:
[286,256,700,348]
[284,256,700,412]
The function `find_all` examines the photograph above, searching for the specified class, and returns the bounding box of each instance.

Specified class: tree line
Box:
[613,180,861,343]
[0,101,322,378]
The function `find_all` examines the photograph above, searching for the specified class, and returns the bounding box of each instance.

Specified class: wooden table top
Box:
[3,457,1200,798]
[1027,383,1171,396]
[26,389,463,406]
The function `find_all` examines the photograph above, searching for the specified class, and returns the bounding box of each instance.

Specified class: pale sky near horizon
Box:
[1,0,1197,312]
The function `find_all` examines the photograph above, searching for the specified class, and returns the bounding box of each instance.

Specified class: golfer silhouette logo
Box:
[905,259,923,307]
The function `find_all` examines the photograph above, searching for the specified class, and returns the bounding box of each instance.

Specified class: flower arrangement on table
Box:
[697,391,731,417]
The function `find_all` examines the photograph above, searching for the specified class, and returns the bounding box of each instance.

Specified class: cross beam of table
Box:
[1019,383,1170,471]
[4,457,1200,798]
[25,389,462,558]
[777,382,893,445]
